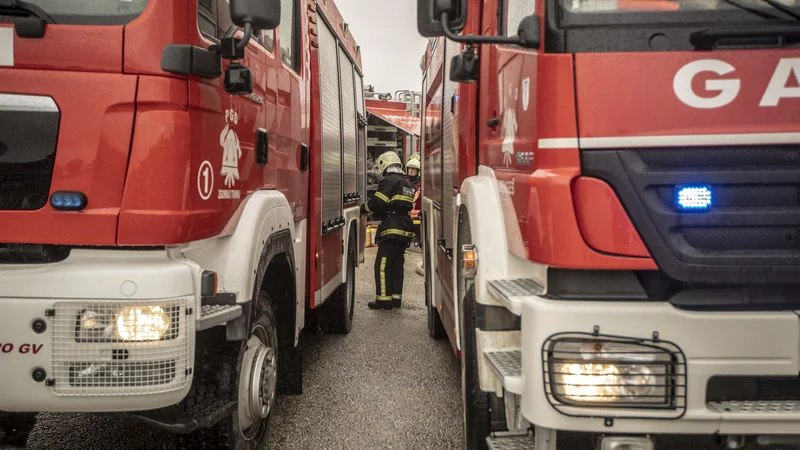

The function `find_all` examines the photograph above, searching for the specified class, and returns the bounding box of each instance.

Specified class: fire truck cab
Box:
[417,0,800,449]
[0,0,367,447]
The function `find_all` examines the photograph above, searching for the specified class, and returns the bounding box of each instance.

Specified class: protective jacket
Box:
[361,172,415,244]
[407,175,421,225]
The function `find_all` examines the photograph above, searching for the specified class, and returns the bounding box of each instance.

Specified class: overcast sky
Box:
[335,0,427,97]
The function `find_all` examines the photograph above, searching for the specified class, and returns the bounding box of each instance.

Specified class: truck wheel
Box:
[0,413,35,449]
[458,210,507,450]
[461,285,492,450]
[425,240,446,339]
[320,233,356,334]
[178,290,278,450]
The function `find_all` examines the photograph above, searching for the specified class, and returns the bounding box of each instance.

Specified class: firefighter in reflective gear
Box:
[406,155,422,240]
[361,151,415,309]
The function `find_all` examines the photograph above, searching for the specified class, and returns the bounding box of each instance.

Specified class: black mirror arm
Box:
[235,22,253,51]
[440,11,521,46]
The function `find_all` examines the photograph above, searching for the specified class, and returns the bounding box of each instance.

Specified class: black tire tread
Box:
[319,233,356,334]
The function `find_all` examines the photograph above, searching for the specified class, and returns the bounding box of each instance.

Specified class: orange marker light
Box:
[463,250,477,269]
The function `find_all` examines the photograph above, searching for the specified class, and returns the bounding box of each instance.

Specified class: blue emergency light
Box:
[676,186,712,211]
[50,191,87,211]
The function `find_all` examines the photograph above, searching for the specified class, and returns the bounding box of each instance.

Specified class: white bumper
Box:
[0,249,197,412]
[516,295,800,435]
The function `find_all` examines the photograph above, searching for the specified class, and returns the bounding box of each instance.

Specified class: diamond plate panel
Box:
[489,279,545,300]
[712,401,800,414]
[486,350,522,379]
[487,432,535,450]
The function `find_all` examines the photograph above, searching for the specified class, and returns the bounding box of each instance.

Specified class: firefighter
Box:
[406,155,422,240]
[361,151,416,310]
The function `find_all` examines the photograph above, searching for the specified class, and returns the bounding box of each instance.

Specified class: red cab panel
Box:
[572,177,650,258]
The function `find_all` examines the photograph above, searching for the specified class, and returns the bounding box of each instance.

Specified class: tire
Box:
[178,291,279,450]
[458,210,506,450]
[425,239,446,339]
[320,232,356,334]
[0,413,35,448]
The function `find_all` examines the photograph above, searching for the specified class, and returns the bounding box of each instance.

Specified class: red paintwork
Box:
[572,177,650,258]
[1,0,364,307]
[575,51,800,140]
[0,66,136,245]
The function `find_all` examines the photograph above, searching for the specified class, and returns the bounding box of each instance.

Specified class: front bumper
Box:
[0,249,197,412]
[515,295,800,435]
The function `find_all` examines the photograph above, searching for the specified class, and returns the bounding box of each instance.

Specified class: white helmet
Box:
[406,157,421,171]
[376,151,402,173]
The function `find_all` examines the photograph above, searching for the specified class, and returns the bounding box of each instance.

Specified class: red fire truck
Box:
[0,0,366,447]
[418,0,800,449]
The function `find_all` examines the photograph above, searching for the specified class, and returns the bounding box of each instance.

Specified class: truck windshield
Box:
[560,0,800,25]
[22,0,148,25]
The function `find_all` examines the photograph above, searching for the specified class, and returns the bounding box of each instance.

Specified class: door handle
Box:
[257,128,269,166]
[300,143,309,172]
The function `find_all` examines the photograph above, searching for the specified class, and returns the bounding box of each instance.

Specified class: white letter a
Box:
[760,58,800,107]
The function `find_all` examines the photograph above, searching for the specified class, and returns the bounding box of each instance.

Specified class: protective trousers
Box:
[374,238,406,308]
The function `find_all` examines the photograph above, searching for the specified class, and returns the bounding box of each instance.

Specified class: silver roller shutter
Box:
[441,39,458,249]
[339,47,358,197]
[319,21,342,224]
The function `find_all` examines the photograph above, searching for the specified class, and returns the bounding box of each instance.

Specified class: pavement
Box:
[24,247,797,450]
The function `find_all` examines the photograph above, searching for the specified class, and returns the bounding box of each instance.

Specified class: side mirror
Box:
[449,48,478,84]
[417,0,468,37]
[517,15,542,49]
[230,0,281,30]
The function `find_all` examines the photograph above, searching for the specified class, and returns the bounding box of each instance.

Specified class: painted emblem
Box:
[220,109,242,188]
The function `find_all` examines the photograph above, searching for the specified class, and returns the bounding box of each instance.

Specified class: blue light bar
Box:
[50,191,87,211]
[676,186,712,211]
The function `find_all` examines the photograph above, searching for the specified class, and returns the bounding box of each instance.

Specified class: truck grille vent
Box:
[582,145,800,284]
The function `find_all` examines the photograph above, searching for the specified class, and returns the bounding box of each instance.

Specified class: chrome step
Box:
[197,304,242,331]
[487,279,544,315]
[487,431,535,450]
[485,349,523,394]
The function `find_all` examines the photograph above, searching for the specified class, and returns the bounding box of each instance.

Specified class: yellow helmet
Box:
[406,157,421,170]
[376,151,402,173]
[409,153,421,161]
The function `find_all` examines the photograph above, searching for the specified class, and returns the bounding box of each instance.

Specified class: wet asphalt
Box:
[25,247,798,450]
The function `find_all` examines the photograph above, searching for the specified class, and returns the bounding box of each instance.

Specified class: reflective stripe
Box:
[412,219,420,225]
[379,229,415,238]
[374,192,389,203]
[392,295,402,300]
[391,194,414,203]
[375,295,392,301]
[365,202,372,214]
[379,257,387,297]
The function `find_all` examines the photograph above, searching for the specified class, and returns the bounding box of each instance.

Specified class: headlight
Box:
[548,339,674,407]
[116,306,171,341]
[77,305,174,342]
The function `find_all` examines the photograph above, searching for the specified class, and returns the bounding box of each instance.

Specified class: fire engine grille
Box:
[50,298,191,396]
[582,145,800,284]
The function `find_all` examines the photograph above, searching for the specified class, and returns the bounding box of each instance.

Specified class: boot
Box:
[368,299,393,310]
[392,298,402,309]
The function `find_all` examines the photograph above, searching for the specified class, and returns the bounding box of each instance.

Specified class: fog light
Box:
[676,185,712,211]
[600,436,654,450]
[549,339,673,406]
[116,306,171,341]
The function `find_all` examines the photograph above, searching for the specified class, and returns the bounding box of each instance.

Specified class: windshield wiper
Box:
[761,0,800,21]
[691,25,800,49]
[0,0,56,24]
[719,0,786,20]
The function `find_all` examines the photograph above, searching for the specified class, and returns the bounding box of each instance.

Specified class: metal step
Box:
[197,304,242,331]
[485,349,523,394]
[487,431,535,450]
[487,279,544,315]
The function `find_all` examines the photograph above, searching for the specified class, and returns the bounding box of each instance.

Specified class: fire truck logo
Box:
[220,109,242,188]
[502,107,518,167]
